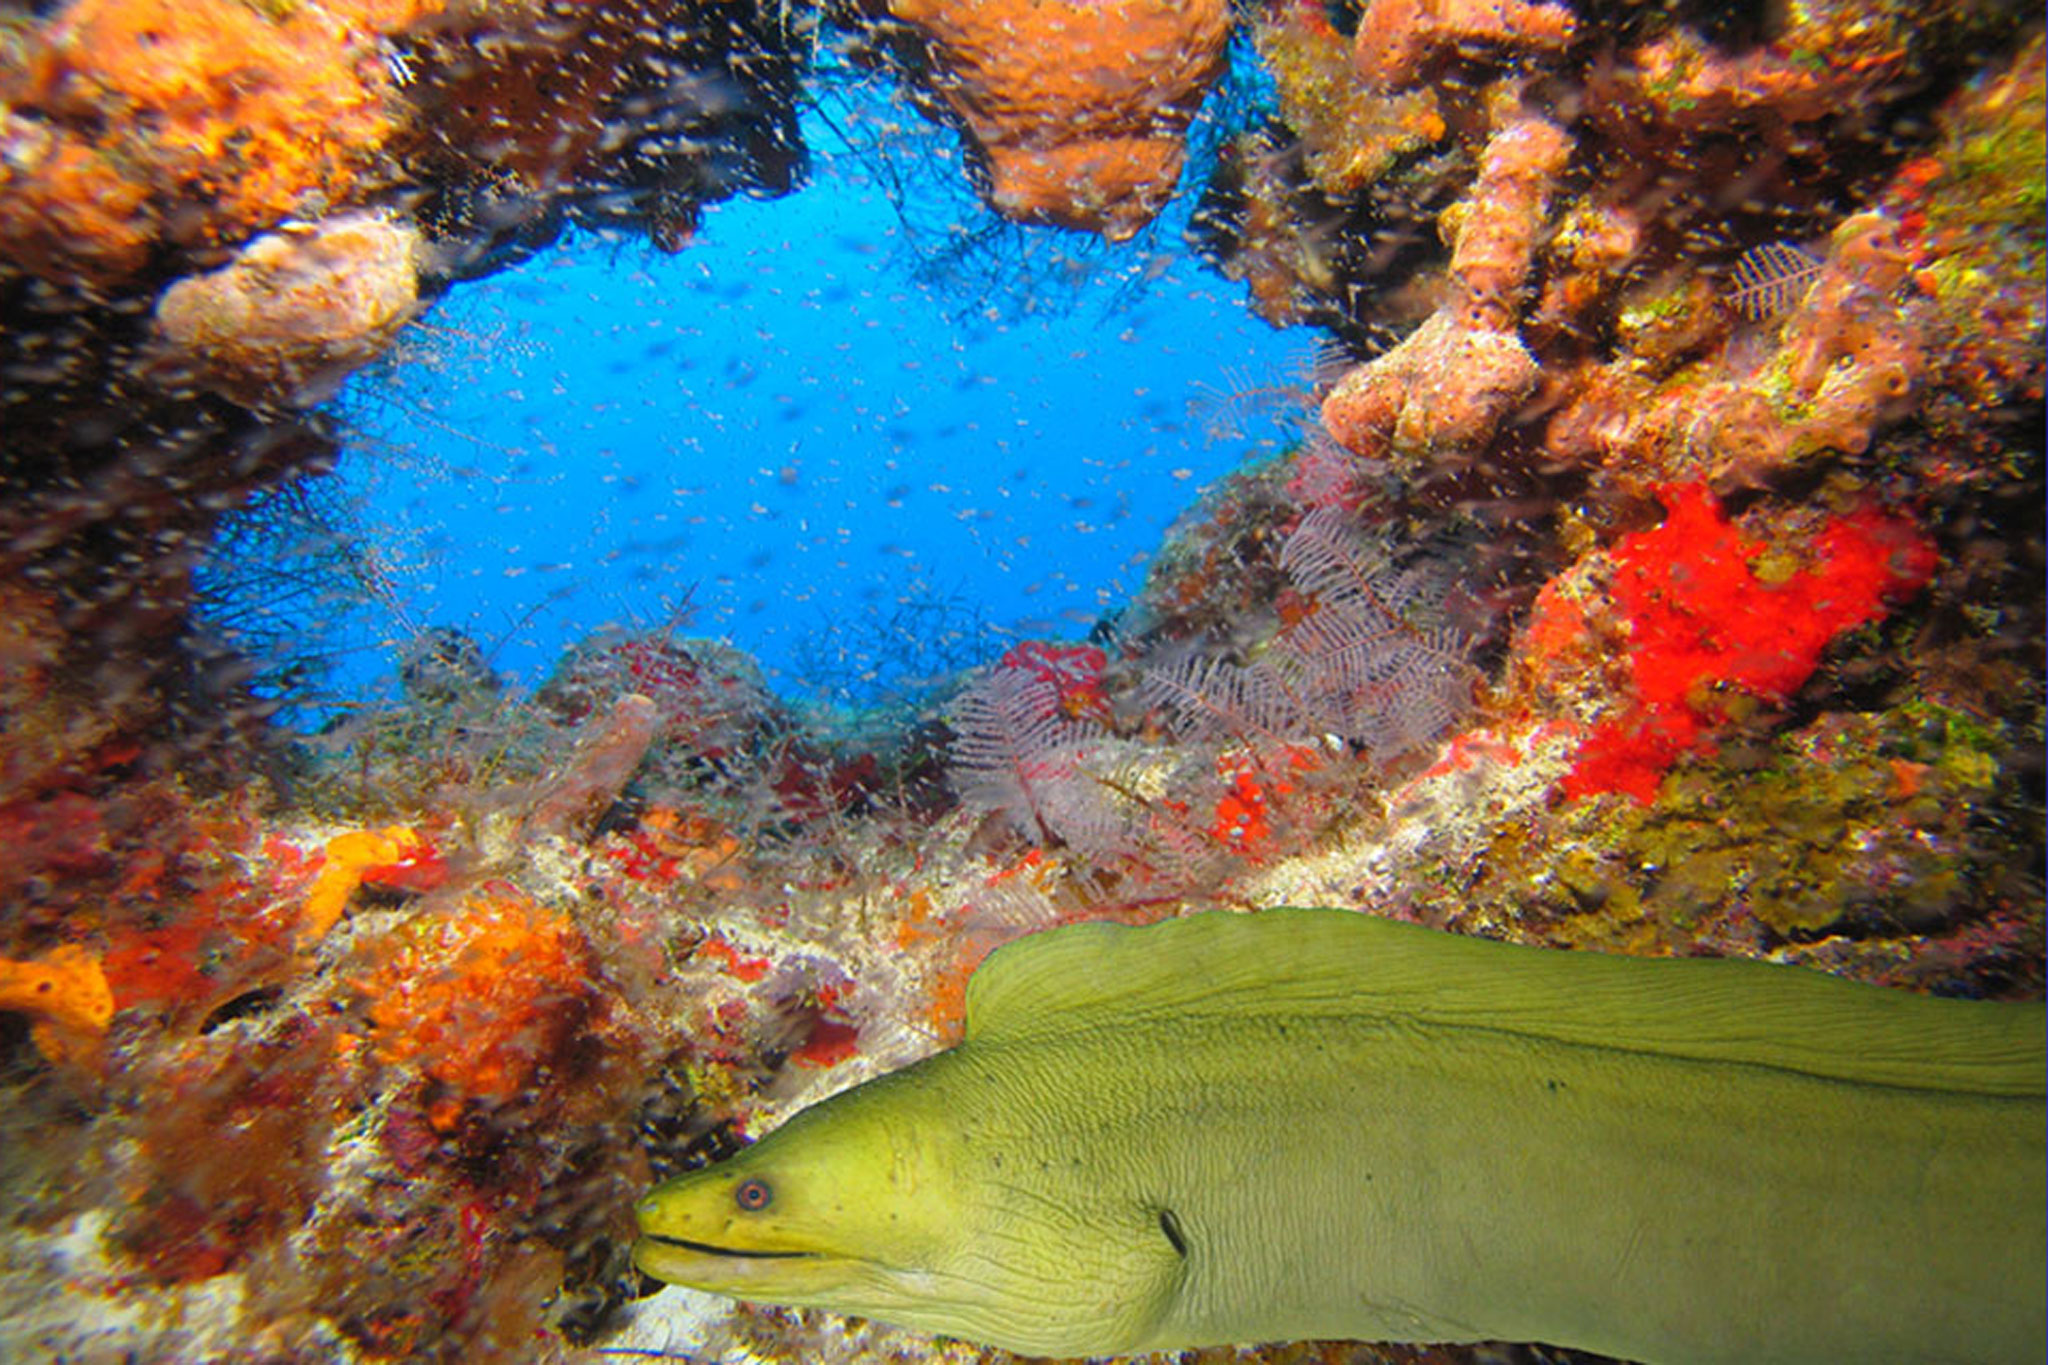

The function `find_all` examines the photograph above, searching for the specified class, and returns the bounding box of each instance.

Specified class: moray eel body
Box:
[635,909,2045,1362]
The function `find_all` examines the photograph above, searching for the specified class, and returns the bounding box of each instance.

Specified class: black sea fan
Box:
[1142,507,1474,761]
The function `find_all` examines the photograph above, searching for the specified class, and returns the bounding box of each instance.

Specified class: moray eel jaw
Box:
[630,1071,1011,1330]
[630,1226,860,1298]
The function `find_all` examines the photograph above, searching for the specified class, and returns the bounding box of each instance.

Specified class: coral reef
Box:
[885,0,1234,238]
[0,0,810,291]
[0,944,112,1070]
[1528,484,1936,802]
[1545,210,1927,490]
[395,0,810,257]
[0,0,820,767]
[1319,113,1572,471]
[299,825,443,947]
[0,0,401,288]
[1386,699,2042,979]
[0,0,2040,1362]
[1254,0,1448,198]
[150,212,424,409]
[1352,0,1576,92]
[351,884,618,1132]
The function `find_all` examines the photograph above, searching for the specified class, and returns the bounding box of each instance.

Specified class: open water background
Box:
[209,69,1316,715]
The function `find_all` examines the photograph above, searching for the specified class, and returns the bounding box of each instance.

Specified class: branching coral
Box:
[949,657,1112,852]
[1142,505,1475,758]
[886,0,1233,239]
[1319,113,1572,468]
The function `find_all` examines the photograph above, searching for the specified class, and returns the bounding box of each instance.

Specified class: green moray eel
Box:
[634,909,2045,1362]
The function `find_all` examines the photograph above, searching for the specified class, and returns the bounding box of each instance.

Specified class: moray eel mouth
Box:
[636,1232,814,1260]
[631,1229,864,1296]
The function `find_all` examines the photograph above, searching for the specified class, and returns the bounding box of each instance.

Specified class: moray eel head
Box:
[632,1062,1186,1355]
[634,1080,940,1303]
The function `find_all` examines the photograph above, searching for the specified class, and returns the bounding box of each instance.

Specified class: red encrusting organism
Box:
[1209,744,1323,857]
[1560,484,1936,803]
[999,641,1113,723]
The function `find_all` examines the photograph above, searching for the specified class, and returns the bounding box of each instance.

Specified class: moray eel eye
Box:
[734,1177,773,1211]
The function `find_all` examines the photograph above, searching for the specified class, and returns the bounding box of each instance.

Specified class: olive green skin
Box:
[636,910,2046,1363]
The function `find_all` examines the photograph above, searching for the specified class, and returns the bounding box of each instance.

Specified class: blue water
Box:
[219,73,1314,712]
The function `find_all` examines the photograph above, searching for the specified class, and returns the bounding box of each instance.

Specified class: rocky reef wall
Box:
[0,0,2041,1361]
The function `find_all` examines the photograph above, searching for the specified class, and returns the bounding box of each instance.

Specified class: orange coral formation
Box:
[1,0,402,285]
[150,211,423,408]
[0,114,155,283]
[1445,117,1577,324]
[1598,19,1903,135]
[1353,0,1577,91]
[1254,0,1447,197]
[1546,211,1923,489]
[301,825,435,947]
[1320,114,1572,464]
[0,942,114,1068]
[355,886,597,1130]
[1532,199,1643,336]
[888,0,1232,239]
